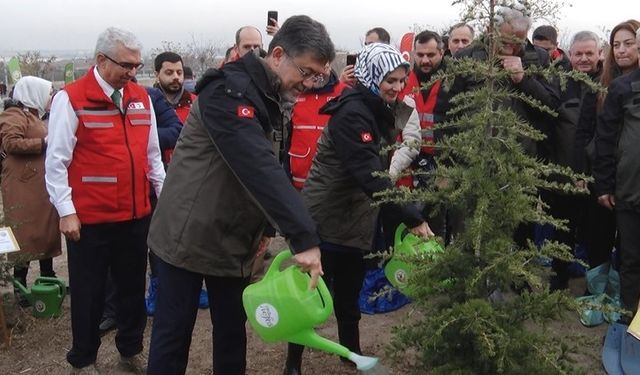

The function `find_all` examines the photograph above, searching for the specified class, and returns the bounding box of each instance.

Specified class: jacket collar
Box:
[307,70,340,95]
[412,59,447,84]
[240,52,281,101]
[323,83,395,142]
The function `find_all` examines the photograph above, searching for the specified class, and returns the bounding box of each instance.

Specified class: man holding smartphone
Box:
[266,10,278,36]
[340,27,391,86]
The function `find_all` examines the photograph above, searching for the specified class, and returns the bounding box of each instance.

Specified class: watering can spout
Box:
[286,330,351,359]
[286,330,379,370]
[12,278,33,304]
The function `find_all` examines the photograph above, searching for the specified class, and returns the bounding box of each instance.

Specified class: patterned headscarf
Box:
[354,43,410,96]
[13,76,52,118]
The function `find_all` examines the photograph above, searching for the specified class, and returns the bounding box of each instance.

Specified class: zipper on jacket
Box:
[121,107,138,219]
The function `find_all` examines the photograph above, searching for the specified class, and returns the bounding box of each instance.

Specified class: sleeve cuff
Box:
[55,201,76,218]
[288,233,321,254]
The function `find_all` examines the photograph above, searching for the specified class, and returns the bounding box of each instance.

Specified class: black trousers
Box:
[13,258,55,285]
[65,216,150,368]
[616,208,640,313]
[543,192,580,281]
[147,255,250,375]
[581,194,617,268]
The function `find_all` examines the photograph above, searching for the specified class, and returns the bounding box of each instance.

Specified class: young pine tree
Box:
[375,1,602,373]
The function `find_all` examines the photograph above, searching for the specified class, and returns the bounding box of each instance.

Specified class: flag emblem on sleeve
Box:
[360,132,373,143]
[237,105,255,118]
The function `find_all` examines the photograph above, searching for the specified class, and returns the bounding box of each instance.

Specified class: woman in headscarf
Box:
[283,43,433,374]
[0,76,61,305]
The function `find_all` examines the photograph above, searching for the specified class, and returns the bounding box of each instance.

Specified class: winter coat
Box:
[145,87,183,153]
[148,53,319,277]
[0,106,60,261]
[550,67,601,170]
[449,40,560,158]
[302,84,423,251]
[388,96,421,179]
[593,69,640,209]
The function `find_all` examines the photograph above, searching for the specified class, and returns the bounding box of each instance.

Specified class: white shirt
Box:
[45,67,165,218]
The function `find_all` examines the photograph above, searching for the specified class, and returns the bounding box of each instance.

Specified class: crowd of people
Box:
[0,4,639,375]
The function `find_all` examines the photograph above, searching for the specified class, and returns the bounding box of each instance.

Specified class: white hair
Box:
[495,6,532,33]
[95,27,143,57]
[570,31,602,49]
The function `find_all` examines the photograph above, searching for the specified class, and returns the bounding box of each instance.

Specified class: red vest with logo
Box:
[288,81,347,189]
[400,70,442,155]
[65,68,153,224]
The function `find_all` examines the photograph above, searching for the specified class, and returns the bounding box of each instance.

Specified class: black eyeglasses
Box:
[102,54,144,71]
[285,52,325,84]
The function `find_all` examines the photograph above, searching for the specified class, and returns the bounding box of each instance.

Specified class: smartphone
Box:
[267,10,278,27]
[346,54,357,66]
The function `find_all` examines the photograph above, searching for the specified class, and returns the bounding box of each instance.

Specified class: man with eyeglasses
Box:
[146,15,334,374]
[46,27,165,373]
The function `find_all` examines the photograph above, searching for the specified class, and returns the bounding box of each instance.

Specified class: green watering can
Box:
[243,250,380,371]
[13,277,66,318]
[384,223,445,295]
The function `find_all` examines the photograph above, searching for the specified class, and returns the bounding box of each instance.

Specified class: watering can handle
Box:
[394,223,408,250]
[35,277,67,299]
[264,249,293,279]
[316,274,334,315]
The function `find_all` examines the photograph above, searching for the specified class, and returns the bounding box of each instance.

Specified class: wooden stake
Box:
[0,299,10,347]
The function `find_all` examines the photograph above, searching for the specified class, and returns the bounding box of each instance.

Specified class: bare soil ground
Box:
[1,237,607,375]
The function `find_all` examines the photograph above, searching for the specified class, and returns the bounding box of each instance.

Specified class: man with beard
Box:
[400,30,452,240]
[146,15,334,374]
[145,52,207,315]
[154,52,196,124]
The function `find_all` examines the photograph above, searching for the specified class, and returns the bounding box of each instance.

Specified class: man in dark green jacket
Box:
[146,16,335,375]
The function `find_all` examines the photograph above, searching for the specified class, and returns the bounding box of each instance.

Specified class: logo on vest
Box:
[237,105,255,119]
[127,102,145,110]
[360,132,373,143]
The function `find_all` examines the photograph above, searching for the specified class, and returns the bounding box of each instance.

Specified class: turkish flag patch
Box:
[360,131,373,143]
[237,105,255,118]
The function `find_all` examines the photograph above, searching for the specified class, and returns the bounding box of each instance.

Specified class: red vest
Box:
[401,70,442,155]
[289,82,347,189]
[65,68,153,224]
[175,91,196,124]
[164,91,196,163]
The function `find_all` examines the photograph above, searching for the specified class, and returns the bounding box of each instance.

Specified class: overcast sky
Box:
[3,0,635,55]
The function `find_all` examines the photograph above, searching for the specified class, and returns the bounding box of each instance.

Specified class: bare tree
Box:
[147,35,225,77]
[18,51,57,78]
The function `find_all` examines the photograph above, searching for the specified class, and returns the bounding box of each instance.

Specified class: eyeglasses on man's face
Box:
[285,52,325,84]
[102,54,144,71]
